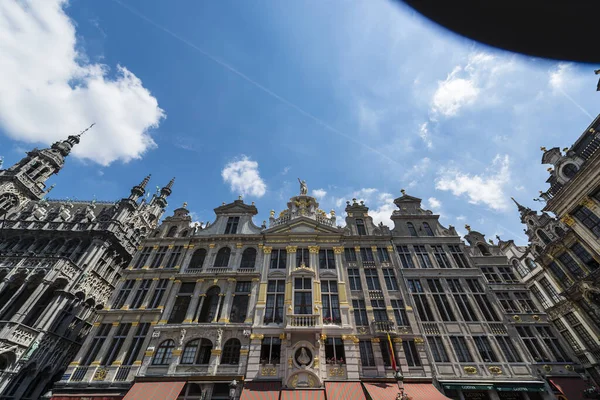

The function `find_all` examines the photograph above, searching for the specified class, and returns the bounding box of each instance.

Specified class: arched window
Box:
[512,260,529,278]
[562,163,578,179]
[214,247,231,267]
[199,287,221,323]
[555,226,566,237]
[31,239,49,253]
[16,237,35,252]
[188,249,207,270]
[153,339,175,365]
[221,338,241,364]
[526,259,537,270]
[355,219,367,235]
[423,222,434,236]
[240,248,257,269]
[537,230,552,245]
[407,222,418,237]
[477,244,491,256]
[0,193,18,214]
[180,230,189,238]
[534,245,544,255]
[181,339,212,364]
[166,226,178,237]
[45,238,65,254]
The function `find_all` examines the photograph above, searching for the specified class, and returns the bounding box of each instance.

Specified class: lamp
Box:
[229,380,238,400]
[394,368,407,400]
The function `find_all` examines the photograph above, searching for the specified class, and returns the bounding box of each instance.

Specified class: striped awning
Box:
[325,382,367,400]
[550,377,589,400]
[280,389,325,400]
[122,381,186,400]
[363,382,451,400]
[240,381,282,400]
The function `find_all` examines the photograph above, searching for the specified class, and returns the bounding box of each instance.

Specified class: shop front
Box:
[440,382,547,400]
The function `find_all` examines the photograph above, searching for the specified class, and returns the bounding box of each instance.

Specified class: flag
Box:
[387,333,397,371]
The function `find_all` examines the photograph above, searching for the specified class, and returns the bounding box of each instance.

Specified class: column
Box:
[193,295,206,322]
[246,278,260,324]
[184,280,203,323]
[213,294,224,323]
[36,292,71,331]
[207,243,217,268]
[218,278,237,323]
[180,244,195,272]
[343,336,360,380]
[69,320,105,366]
[371,338,386,376]
[333,246,351,327]
[309,246,320,320]
[13,281,50,322]
[159,279,180,324]
[231,243,243,271]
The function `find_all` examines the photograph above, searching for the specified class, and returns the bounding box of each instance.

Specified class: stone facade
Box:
[0,135,171,399]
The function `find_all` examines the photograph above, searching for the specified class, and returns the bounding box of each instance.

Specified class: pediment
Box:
[394,194,422,204]
[214,200,258,215]
[264,217,341,234]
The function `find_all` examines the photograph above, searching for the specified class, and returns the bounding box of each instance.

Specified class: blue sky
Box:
[0,0,598,244]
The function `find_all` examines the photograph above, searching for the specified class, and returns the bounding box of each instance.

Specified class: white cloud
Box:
[331,188,396,228]
[221,155,267,197]
[432,67,480,117]
[456,215,466,221]
[427,197,441,210]
[549,63,571,91]
[312,188,327,199]
[435,154,511,211]
[0,0,164,166]
[403,157,431,182]
[418,122,433,148]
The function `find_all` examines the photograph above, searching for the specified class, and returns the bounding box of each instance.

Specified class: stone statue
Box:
[216,328,223,347]
[179,329,186,346]
[297,347,311,366]
[298,178,308,195]
[22,340,39,361]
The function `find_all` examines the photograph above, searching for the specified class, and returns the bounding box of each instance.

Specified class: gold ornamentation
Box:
[347,213,353,217]
[513,315,522,321]
[308,246,320,253]
[290,374,299,388]
[263,246,273,254]
[532,315,540,321]
[211,349,222,355]
[307,375,318,388]
[320,334,327,341]
[261,366,277,376]
[354,246,361,252]
[561,215,575,226]
[270,210,275,218]
[279,333,286,340]
[286,246,297,253]
[393,338,403,343]
[240,349,249,355]
[371,338,380,343]
[333,246,344,254]
[209,243,216,249]
[168,244,174,249]
[414,337,425,345]
[329,366,345,377]
[465,224,471,232]
[543,364,552,372]
[236,243,243,248]
[250,333,264,340]
[92,368,108,381]
[488,366,503,375]
[313,357,319,367]
[288,357,293,367]
[565,364,574,371]
[172,349,182,356]
[581,197,596,209]
[371,246,378,252]
[464,366,477,374]
[387,245,394,252]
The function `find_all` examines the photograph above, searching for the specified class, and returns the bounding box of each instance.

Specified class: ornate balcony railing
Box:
[372,320,395,334]
[204,267,232,274]
[70,366,89,382]
[368,290,384,300]
[288,314,319,327]
[237,268,257,274]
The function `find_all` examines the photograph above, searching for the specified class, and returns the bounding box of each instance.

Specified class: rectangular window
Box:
[566,312,596,348]
[265,280,285,324]
[294,278,312,315]
[168,282,195,324]
[396,246,415,268]
[516,326,550,362]
[149,279,168,309]
[408,279,434,321]
[481,267,502,284]
[359,340,375,366]
[377,247,390,263]
[497,267,519,283]
[530,285,551,309]
[432,245,451,268]
[557,252,586,278]
[113,280,135,309]
[496,292,519,313]
[573,206,600,238]
[356,219,367,235]
[448,245,469,268]
[382,268,399,291]
[165,246,183,269]
[296,248,310,268]
[224,216,240,234]
[403,340,421,366]
[345,247,357,262]
[322,281,340,324]
[325,337,346,364]
[371,299,388,322]
[352,300,369,326]
[102,323,131,366]
[570,242,599,270]
[554,319,582,352]
[414,245,433,268]
[150,246,168,268]
[348,268,362,291]
[379,340,398,368]
[427,279,456,321]
[230,282,251,323]
[427,336,450,362]
[122,323,150,366]
[270,249,287,269]
[131,279,152,309]
[319,249,336,270]
[260,337,281,364]
[548,262,572,289]
[536,326,569,362]
[514,291,539,313]
[447,278,475,321]
[539,278,561,303]
[360,247,375,262]
[390,299,409,326]
[466,279,500,321]
[133,247,152,269]
[473,336,498,362]
[496,336,522,363]
[82,324,112,365]
[450,336,473,362]
[364,269,382,290]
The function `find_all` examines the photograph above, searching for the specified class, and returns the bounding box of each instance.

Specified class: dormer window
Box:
[166,226,177,237]
[224,217,239,234]
[423,222,434,236]
[407,222,418,237]
[356,219,367,235]
[537,230,551,245]
[562,163,578,179]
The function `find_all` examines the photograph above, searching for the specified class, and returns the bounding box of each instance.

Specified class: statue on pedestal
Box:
[298,178,308,195]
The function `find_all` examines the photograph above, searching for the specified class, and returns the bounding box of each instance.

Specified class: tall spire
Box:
[160,177,175,197]
[129,174,151,201]
[51,123,95,157]
[511,197,527,213]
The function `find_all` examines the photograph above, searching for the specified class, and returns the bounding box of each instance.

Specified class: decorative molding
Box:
[308,246,320,253]
[250,333,264,340]
[561,215,575,227]
[387,245,394,252]
[332,246,344,254]
[210,349,222,355]
[542,364,552,372]
[581,197,596,209]
[488,366,503,375]
[236,243,243,248]
[464,366,477,374]
[414,337,424,345]
[371,338,380,343]
[263,246,273,254]
[209,243,216,249]
[92,368,108,381]
[532,315,540,321]
[328,366,345,377]
[261,366,277,376]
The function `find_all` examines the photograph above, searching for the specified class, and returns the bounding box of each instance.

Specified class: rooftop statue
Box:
[298,178,308,195]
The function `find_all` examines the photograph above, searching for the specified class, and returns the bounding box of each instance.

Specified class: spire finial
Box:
[77,123,95,138]
[165,177,175,190]
[401,188,406,195]
[140,174,151,189]
[511,197,528,213]
[465,224,471,232]
[540,146,547,152]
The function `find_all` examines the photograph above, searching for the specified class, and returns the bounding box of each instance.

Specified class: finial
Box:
[563,147,569,152]
[165,177,175,189]
[547,167,553,173]
[238,195,243,201]
[139,174,151,189]
[488,239,494,245]
[465,224,471,232]
[401,188,406,195]
[0,156,3,169]
[590,128,596,133]
[360,200,364,205]
[270,209,275,218]
[77,123,96,138]
[251,201,255,205]
[183,202,188,208]
[540,146,547,151]
[346,201,350,206]
[222,202,226,206]
[330,209,335,216]
[539,191,543,194]
[45,184,56,194]
[511,197,527,213]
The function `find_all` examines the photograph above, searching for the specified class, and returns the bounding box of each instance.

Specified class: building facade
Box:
[53,185,585,400]
[0,135,171,399]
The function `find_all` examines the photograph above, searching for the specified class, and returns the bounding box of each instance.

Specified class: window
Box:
[150,246,168,268]
[473,336,498,362]
[352,300,368,326]
[547,262,572,289]
[414,245,433,268]
[165,246,183,269]
[427,279,455,321]
[570,242,599,270]
[224,217,240,234]
[539,278,561,303]
[573,206,600,238]
[390,299,409,326]
[565,313,596,349]
[214,247,231,267]
[396,246,415,268]
[166,226,178,237]
[512,260,530,278]
[364,269,381,290]
[537,230,552,245]
[319,249,336,270]
[466,279,500,321]
[81,324,111,365]
[562,163,579,178]
[122,323,150,366]
[260,337,281,364]
[113,280,135,309]
[103,323,131,366]
[325,338,346,364]
[481,267,502,284]
[514,291,538,313]
[450,337,473,362]
[345,247,357,262]
[322,281,340,324]
[360,247,375,262]
[188,249,207,270]
[221,339,241,364]
[382,269,399,291]
[407,222,418,237]
[359,340,375,366]
[423,222,434,236]
[265,280,285,324]
[240,248,257,269]
[530,285,551,309]
[153,339,175,365]
[196,339,213,364]
[427,337,450,362]
[133,247,152,269]
[536,326,569,362]
[294,278,312,314]
[149,279,168,309]
[432,245,451,268]
[498,267,519,283]
[348,269,362,291]
[199,287,221,323]
[131,279,152,309]
[296,248,310,268]
[181,338,213,364]
[554,319,582,352]
[448,279,476,322]
[557,252,585,278]
[371,299,388,322]
[168,282,195,324]
[516,326,549,362]
[496,336,522,362]
[496,292,519,313]
[270,249,287,269]
[230,282,251,323]
[448,245,469,268]
[407,279,434,321]
[356,219,367,235]
[377,247,390,262]
[403,340,421,366]
[526,259,537,271]
[380,340,399,368]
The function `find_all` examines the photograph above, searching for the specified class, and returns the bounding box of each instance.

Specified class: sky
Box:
[0,0,598,244]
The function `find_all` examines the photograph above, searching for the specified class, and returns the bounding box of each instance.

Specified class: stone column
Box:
[159,279,181,324]
[231,243,244,271]
[213,293,224,323]
[206,243,217,268]
[371,338,386,376]
[180,244,195,272]
[309,246,321,322]
[218,278,237,323]
[343,336,361,380]
[194,295,206,322]
[184,280,203,323]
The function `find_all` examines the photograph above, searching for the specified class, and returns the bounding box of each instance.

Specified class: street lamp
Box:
[229,379,238,400]
[394,368,407,400]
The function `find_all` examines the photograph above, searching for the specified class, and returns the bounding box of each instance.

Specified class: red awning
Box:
[240,381,282,400]
[51,397,122,400]
[122,381,185,400]
[325,382,367,400]
[363,382,451,400]
[280,389,325,400]
[550,377,589,400]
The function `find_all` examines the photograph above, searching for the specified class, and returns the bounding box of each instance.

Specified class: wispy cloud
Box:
[221,155,267,197]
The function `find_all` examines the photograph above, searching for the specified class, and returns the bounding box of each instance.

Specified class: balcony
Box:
[237,268,257,274]
[204,267,232,274]
[288,314,319,328]
[368,290,384,300]
[371,320,395,334]
[0,322,39,348]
